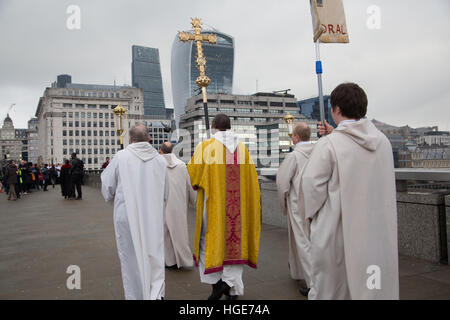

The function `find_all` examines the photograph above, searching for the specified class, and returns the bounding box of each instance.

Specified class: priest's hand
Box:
[318,120,334,136]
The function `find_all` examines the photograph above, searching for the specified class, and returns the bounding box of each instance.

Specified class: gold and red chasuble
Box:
[187,138,261,274]
[225,150,241,262]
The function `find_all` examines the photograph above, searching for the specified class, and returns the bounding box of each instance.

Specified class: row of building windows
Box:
[63,148,118,156]
[62,91,120,98]
[63,121,116,128]
[62,111,113,118]
[62,103,136,111]
[194,99,296,107]
[191,117,296,123]
[412,160,450,168]
[191,107,298,115]
[63,139,120,146]
[62,129,115,137]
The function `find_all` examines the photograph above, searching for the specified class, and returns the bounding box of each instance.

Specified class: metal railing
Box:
[258,167,450,192]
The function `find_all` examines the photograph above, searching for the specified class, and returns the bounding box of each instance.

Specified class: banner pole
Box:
[315,40,325,125]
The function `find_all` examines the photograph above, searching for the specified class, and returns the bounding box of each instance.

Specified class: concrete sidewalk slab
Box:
[0,186,449,300]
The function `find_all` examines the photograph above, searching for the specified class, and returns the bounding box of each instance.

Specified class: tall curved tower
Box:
[171,30,234,128]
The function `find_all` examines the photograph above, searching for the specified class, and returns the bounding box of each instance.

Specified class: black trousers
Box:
[43,179,49,191]
[71,175,82,198]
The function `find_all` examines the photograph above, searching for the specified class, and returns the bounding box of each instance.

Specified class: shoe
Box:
[76,197,82,200]
[299,287,310,297]
[208,280,230,300]
[225,294,238,300]
[165,264,178,270]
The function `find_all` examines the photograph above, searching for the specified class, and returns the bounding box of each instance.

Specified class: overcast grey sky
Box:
[0,0,449,130]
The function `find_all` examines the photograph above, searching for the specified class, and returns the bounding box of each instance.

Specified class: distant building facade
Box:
[27,118,39,164]
[37,76,145,169]
[417,131,450,146]
[372,120,450,169]
[144,118,173,147]
[132,45,166,117]
[412,146,450,168]
[171,29,234,128]
[0,114,25,162]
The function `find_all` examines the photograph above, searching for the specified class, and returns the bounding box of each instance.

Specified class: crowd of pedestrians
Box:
[0,152,87,201]
[0,160,58,200]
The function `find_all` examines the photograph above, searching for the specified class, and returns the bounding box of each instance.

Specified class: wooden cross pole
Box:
[178,18,217,139]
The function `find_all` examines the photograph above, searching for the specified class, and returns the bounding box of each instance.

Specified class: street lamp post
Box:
[112,103,127,150]
[284,112,295,152]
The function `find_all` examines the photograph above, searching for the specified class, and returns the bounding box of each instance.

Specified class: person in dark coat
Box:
[101,157,110,170]
[42,164,50,191]
[26,162,34,193]
[60,160,72,199]
[32,164,40,191]
[18,161,29,194]
[50,165,57,188]
[5,160,18,201]
[70,153,84,200]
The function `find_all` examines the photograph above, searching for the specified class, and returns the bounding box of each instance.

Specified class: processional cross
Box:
[178,18,217,139]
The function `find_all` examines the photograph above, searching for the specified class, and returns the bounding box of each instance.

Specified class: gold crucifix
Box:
[178,18,217,138]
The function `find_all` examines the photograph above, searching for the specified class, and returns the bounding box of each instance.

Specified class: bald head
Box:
[129,122,150,143]
[159,141,173,154]
[292,122,311,142]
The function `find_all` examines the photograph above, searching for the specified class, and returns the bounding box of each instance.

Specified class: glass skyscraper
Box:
[132,45,166,117]
[297,95,337,128]
[171,30,234,128]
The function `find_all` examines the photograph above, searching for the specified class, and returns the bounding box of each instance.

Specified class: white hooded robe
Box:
[276,142,314,285]
[299,119,399,300]
[162,153,196,268]
[101,142,169,300]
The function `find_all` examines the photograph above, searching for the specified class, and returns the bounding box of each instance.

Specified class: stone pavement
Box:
[1,186,450,300]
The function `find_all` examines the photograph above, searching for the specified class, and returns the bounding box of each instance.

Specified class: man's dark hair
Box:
[330,83,368,120]
[212,113,231,131]
[71,152,77,158]
[160,142,173,154]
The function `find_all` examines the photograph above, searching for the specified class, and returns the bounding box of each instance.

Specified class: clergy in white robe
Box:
[299,83,399,300]
[276,123,314,287]
[160,142,196,269]
[101,123,169,300]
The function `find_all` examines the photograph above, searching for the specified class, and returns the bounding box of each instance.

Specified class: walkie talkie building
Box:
[171,30,234,128]
[132,45,166,117]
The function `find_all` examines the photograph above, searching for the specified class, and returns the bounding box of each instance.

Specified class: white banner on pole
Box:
[310,0,349,43]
